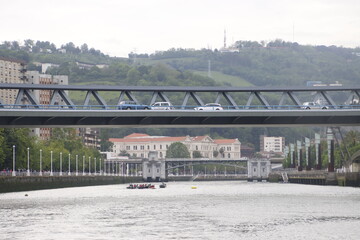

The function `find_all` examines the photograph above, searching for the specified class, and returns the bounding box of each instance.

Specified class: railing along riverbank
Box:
[0,175,143,193]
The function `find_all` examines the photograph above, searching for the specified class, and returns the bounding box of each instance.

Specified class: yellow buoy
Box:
[191,186,197,189]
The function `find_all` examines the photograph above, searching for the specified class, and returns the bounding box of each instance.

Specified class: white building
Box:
[109,133,241,160]
[260,135,285,154]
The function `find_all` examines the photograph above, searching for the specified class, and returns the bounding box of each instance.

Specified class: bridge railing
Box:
[1,104,360,110]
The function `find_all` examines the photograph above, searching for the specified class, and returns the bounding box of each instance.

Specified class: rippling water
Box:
[0,181,360,240]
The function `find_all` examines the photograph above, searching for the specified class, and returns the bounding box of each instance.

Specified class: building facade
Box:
[0,57,27,105]
[26,71,68,140]
[260,135,285,154]
[109,133,241,160]
[77,128,101,150]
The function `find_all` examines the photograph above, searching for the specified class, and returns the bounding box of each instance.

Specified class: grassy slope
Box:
[194,70,253,87]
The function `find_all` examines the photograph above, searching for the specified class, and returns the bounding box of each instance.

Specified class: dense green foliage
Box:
[166,142,190,158]
[0,128,101,172]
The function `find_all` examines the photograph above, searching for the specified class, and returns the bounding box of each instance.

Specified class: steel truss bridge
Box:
[165,158,248,171]
[1,83,360,127]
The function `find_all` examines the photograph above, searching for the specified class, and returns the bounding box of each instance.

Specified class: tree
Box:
[219,147,225,158]
[166,142,190,158]
[80,43,89,53]
[119,150,130,157]
[192,150,202,158]
[213,150,219,158]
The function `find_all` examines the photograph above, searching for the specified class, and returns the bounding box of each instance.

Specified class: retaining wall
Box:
[0,176,143,193]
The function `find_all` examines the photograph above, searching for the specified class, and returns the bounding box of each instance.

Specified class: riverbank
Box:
[0,175,143,193]
[269,172,360,187]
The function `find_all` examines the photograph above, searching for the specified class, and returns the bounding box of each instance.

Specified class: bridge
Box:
[1,83,360,127]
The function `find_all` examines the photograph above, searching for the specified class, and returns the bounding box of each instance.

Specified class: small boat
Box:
[159,182,166,188]
[126,184,136,189]
[126,183,155,189]
[191,186,197,189]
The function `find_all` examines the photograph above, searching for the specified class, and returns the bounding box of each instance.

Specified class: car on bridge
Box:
[151,102,174,110]
[118,101,150,110]
[194,103,224,111]
[301,102,328,110]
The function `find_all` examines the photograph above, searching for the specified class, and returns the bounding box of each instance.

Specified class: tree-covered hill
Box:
[1,39,360,88]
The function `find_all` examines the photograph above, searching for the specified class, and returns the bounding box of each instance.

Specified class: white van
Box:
[151,102,174,110]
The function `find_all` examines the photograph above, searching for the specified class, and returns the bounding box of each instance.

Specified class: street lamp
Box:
[50,151,53,176]
[59,152,63,176]
[88,156,91,175]
[83,156,85,176]
[27,147,30,176]
[39,149,42,176]
[99,158,102,175]
[12,145,16,176]
[76,155,78,176]
[94,157,96,175]
[68,153,71,176]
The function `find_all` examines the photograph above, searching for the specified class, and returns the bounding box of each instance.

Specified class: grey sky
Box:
[1,0,360,57]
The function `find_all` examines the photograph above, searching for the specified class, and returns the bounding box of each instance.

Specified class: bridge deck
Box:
[0,108,359,127]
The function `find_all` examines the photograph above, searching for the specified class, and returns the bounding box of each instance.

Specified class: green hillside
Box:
[194,70,253,87]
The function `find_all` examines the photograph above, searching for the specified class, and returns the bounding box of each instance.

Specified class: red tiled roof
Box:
[124,133,150,138]
[214,139,238,144]
[192,136,207,141]
[110,136,187,143]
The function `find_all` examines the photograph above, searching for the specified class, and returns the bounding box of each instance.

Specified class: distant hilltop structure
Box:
[219,29,239,53]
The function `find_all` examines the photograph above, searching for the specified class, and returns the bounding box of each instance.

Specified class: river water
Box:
[0,181,359,240]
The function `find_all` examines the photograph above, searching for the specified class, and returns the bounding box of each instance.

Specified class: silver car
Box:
[194,103,224,111]
[151,102,174,110]
[301,102,328,109]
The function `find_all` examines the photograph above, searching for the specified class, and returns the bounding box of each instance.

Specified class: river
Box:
[0,181,359,240]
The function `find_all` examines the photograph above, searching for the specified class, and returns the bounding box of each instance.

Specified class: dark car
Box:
[118,101,150,110]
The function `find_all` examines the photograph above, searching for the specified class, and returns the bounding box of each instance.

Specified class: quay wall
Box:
[0,176,143,193]
[268,172,360,187]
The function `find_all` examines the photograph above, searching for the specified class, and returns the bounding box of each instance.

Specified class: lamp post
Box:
[76,155,78,176]
[99,159,102,175]
[68,153,71,176]
[27,147,30,176]
[88,156,91,175]
[12,145,16,176]
[39,149,42,176]
[59,152,63,176]
[82,156,85,176]
[94,157,96,175]
[50,151,53,176]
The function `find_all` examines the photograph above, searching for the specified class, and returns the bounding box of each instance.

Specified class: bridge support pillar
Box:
[247,159,271,181]
[142,151,166,182]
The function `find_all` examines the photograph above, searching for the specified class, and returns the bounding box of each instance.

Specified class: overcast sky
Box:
[1,0,360,57]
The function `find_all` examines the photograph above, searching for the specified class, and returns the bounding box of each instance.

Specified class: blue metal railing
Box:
[0,104,360,110]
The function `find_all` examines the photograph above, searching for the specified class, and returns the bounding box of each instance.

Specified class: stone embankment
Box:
[0,176,143,193]
[269,171,360,187]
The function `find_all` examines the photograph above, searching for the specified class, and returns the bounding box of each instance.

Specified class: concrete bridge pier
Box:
[247,159,271,181]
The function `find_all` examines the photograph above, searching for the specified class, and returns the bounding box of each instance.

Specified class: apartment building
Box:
[26,71,68,140]
[260,135,285,154]
[77,128,101,150]
[109,133,241,160]
[0,57,27,105]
